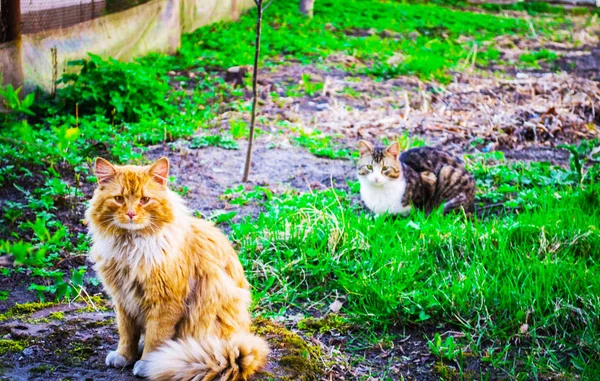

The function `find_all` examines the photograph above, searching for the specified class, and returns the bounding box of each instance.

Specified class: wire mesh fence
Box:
[20,0,106,34]
[0,0,153,42]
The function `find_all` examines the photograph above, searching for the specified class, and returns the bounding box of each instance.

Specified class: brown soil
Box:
[145,141,355,220]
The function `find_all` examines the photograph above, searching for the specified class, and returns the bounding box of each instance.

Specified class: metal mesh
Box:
[18,0,151,35]
[20,0,104,34]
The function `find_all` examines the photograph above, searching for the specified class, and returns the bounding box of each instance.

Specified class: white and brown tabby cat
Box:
[357,140,475,216]
[86,157,269,381]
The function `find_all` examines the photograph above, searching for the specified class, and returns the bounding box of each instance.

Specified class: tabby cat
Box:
[86,157,269,381]
[357,140,475,216]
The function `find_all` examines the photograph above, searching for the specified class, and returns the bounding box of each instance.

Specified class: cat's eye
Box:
[382,166,389,171]
[367,165,373,170]
[114,196,125,204]
[140,197,150,205]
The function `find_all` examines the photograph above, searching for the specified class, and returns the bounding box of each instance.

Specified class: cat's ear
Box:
[149,157,169,186]
[94,157,116,185]
[386,142,400,158]
[358,140,373,156]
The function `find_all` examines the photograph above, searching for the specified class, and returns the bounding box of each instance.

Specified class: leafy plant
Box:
[428,333,461,361]
[301,74,324,97]
[2,202,24,224]
[56,54,174,123]
[0,85,35,117]
[229,119,249,139]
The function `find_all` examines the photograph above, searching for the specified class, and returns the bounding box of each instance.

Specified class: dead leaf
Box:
[329,299,344,313]
[520,323,529,334]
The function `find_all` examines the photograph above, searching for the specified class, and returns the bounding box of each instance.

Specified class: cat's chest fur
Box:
[359,177,411,216]
[90,228,185,320]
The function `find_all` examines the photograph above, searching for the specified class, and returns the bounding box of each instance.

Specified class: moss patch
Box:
[66,342,94,365]
[433,361,460,379]
[0,302,57,322]
[0,339,26,355]
[297,314,352,335]
[84,317,114,328]
[48,311,65,320]
[59,336,103,366]
[252,317,325,380]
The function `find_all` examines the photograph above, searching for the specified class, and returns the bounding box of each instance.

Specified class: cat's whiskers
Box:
[146,218,161,235]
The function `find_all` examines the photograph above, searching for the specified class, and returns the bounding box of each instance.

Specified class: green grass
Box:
[481,0,597,16]
[183,0,542,82]
[291,128,350,160]
[520,49,559,69]
[231,157,600,376]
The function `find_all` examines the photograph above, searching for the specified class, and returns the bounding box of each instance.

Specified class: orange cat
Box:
[86,157,269,380]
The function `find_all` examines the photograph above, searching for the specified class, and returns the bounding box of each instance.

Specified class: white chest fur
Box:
[89,225,185,320]
[90,224,184,269]
[359,177,412,216]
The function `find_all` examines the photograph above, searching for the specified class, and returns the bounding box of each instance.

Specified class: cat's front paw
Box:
[133,360,149,378]
[105,350,133,368]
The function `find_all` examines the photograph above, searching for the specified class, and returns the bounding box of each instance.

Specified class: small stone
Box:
[22,347,34,356]
[316,103,329,111]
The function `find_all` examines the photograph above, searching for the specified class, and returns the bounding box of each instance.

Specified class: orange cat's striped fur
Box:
[86,157,269,380]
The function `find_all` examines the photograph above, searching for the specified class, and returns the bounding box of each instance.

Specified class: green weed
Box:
[55,54,173,123]
[429,333,461,361]
[190,135,239,150]
[292,129,350,159]
[221,184,273,206]
[520,49,558,68]
[229,119,249,139]
[301,74,324,97]
[0,85,35,117]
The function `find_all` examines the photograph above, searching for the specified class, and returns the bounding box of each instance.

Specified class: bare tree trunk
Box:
[299,0,315,17]
[242,2,264,182]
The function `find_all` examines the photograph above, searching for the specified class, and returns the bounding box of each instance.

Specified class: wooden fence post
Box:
[0,0,24,92]
[232,0,239,21]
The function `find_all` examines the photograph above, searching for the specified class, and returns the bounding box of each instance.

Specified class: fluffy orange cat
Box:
[86,157,269,380]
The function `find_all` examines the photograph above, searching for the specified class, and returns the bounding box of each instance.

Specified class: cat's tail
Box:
[142,333,269,381]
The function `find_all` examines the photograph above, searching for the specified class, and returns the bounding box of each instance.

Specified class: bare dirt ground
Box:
[1,14,600,380]
[146,141,355,219]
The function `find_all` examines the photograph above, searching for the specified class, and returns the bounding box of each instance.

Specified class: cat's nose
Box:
[126,211,136,220]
